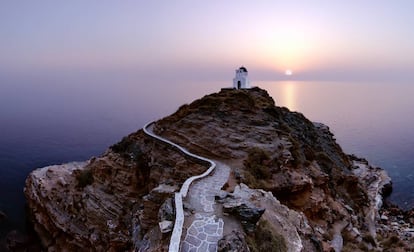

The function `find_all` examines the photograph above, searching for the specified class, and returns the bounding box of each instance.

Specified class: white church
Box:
[233,66,251,89]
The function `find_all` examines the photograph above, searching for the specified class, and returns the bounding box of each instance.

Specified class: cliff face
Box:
[24,131,207,251]
[24,87,413,251]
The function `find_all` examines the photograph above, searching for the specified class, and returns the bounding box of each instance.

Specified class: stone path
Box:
[181,162,230,252]
[143,122,230,251]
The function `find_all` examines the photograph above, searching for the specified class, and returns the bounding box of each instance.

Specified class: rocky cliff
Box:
[24,87,414,251]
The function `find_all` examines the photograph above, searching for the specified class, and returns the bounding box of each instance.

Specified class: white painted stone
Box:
[159,220,174,233]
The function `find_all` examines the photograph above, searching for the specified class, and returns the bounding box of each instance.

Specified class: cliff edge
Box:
[24,87,414,251]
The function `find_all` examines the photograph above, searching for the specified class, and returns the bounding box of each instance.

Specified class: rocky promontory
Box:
[24,87,414,251]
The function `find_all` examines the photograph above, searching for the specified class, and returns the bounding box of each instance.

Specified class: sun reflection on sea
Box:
[258,81,299,111]
[282,81,297,111]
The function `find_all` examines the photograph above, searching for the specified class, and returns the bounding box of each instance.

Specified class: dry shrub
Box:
[246,220,287,252]
[76,169,94,188]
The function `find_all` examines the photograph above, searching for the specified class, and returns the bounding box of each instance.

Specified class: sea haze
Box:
[0,72,413,236]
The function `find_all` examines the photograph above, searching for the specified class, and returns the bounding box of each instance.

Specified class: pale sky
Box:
[1,1,414,81]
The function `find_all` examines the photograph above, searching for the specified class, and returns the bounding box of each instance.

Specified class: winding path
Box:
[181,162,230,252]
[143,122,229,252]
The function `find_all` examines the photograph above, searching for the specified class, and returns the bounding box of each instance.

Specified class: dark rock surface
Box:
[218,230,249,252]
[222,201,265,232]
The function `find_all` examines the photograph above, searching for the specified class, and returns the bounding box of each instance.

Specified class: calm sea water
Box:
[1,72,413,236]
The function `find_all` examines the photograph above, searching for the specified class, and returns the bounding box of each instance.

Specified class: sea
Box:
[1,72,414,237]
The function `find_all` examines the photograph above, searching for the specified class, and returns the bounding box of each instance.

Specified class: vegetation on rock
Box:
[242,147,273,188]
[246,220,287,252]
[75,169,94,188]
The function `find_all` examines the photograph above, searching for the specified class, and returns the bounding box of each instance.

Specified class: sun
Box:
[285,69,293,76]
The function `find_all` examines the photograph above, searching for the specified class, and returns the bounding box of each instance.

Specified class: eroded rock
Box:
[222,201,264,232]
[25,132,206,251]
[219,184,312,252]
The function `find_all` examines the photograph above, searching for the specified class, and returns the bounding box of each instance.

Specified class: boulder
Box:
[158,198,175,222]
[221,184,313,252]
[158,220,173,233]
[223,202,265,232]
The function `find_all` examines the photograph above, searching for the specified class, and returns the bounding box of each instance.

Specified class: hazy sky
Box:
[1,1,414,81]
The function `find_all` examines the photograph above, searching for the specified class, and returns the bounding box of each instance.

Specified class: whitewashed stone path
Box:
[143,122,230,252]
[181,162,230,252]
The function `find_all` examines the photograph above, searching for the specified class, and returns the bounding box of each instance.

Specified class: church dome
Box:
[239,66,248,72]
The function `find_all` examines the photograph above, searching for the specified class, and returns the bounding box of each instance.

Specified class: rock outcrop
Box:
[220,183,312,252]
[24,87,414,251]
[24,133,206,251]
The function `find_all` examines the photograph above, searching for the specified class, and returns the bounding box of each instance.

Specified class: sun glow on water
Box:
[282,81,297,111]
